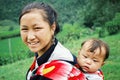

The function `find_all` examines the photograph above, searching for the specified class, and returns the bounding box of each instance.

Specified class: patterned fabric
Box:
[31,60,86,80]
[84,70,104,80]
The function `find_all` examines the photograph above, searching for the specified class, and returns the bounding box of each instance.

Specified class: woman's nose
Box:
[27,31,36,40]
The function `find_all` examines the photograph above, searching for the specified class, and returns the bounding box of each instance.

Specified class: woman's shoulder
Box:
[48,41,74,62]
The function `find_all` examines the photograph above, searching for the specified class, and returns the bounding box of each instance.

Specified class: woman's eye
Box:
[34,27,42,30]
[21,28,28,31]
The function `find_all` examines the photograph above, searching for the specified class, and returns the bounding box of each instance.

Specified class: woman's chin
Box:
[30,49,38,53]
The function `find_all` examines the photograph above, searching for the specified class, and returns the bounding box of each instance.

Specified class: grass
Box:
[101,34,120,80]
[0,37,27,54]
[0,37,31,65]
[0,33,120,80]
[0,58,33,80]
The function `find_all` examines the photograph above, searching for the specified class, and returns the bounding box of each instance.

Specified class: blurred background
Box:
[0,0,120,80]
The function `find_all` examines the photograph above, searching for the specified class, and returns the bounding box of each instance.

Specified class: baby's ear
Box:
[102,61,105,66]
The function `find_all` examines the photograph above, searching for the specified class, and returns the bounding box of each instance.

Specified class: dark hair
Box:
[81,39,109,61]
[19,2,60,35]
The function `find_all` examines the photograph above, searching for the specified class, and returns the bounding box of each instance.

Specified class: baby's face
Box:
[77,41,105,73]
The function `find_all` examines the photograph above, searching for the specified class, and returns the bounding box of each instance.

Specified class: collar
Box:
[36,38,58,66]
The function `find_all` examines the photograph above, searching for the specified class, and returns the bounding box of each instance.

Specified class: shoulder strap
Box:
[59,54,77,66]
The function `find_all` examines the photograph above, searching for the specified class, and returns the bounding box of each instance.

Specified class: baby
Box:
[77,38,109,80]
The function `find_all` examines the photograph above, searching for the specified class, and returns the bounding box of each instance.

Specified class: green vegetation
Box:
[1,0,120,25]
[0,20,20,40]
[0,37,33,65]
[0,33,120,80]
[0,58,33,80]
[0,0,120,39]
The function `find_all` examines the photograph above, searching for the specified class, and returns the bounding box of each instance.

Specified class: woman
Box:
[19,2,76,80]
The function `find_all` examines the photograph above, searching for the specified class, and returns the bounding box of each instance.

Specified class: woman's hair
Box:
[19,2,60,35]
[81,38,109,61]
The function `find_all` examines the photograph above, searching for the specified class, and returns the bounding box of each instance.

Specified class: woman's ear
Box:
[51,22,56,34]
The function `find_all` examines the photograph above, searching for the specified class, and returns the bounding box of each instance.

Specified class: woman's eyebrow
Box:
[21,24,27,27]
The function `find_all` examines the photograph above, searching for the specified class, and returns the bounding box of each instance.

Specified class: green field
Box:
[0,37,26,53]
[0,33,120,80]
[0,37,30,65]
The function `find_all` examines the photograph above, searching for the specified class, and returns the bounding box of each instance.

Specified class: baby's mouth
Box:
[82,66,89,72]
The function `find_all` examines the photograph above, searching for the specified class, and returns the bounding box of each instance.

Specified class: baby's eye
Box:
[93,59,98,62]
[83,55,87,58]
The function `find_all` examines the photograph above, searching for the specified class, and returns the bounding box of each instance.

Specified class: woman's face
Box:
[20,10,55,56]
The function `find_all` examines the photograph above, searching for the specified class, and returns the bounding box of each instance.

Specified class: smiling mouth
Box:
[28,42,39,46]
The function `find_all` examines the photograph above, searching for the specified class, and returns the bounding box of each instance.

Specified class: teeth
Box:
[28,42,38,45]
[30,43,37,45]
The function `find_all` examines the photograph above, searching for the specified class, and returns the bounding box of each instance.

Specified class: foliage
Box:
[56,22,94,44]
[0,20,18,30]
[83,0,120,28]
[0,0,34,22]
[105,13,120,35]
[98,12,120,37]
[0,20,20,40]
[101,33,120,80]
[0,0,120,41]
[58,21,103,43]
[1,0,120,29]
[0,30,20,40]
[0,37,34,65]
[0,58,33,80]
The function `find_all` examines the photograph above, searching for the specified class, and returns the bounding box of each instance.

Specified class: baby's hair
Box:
[81,38,109,61]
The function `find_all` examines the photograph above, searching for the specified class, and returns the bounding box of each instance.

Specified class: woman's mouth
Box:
[28,41,39,47]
